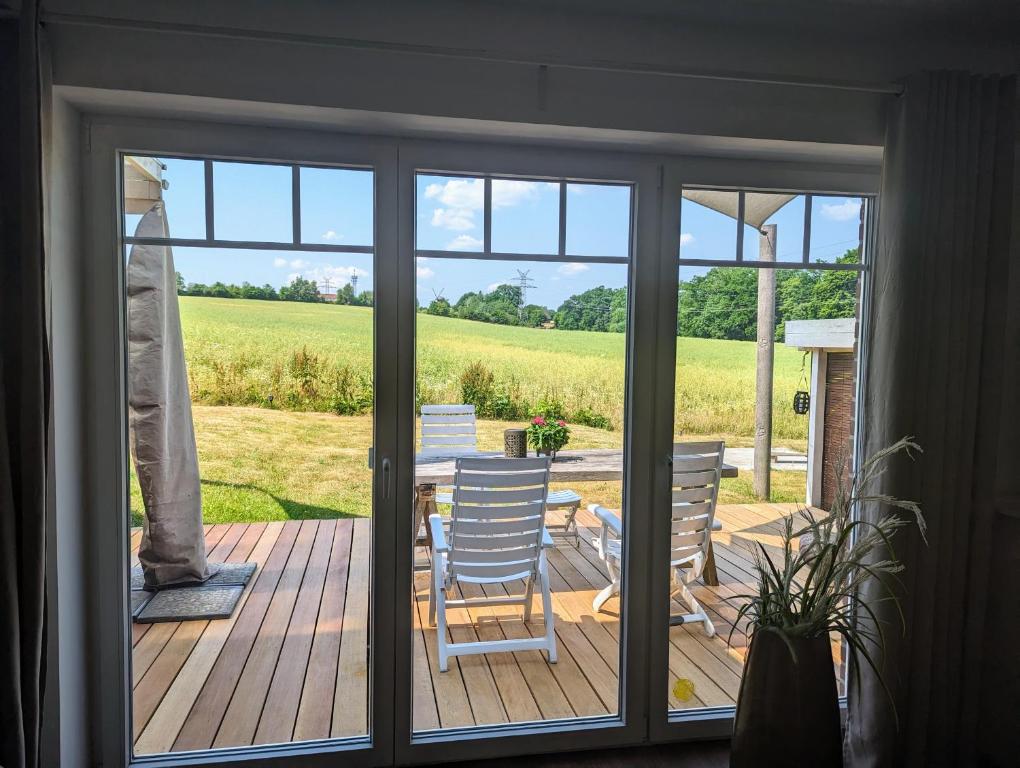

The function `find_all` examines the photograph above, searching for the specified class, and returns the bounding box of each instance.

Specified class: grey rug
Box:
[130,561,256,623]
[134,585,245,623]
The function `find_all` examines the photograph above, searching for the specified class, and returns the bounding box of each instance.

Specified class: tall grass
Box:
[177,297,810,441]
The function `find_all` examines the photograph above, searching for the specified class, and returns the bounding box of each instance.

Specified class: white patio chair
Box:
[590,441,724,636]
[420,404,479,457]
[428,456,557,671]
[420,404,479,507]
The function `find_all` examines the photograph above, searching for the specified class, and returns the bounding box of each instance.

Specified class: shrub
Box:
[327,364,372,415]
[531,395,567,422]
[288,346,321,398]
[460,361,495,415]
[489,374,529,420]
[573,406,613,431]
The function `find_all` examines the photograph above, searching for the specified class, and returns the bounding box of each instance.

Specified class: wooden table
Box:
[413,450,737,584]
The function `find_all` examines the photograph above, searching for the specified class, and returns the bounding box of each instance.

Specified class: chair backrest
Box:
[420,404,479,456]
[670,441,724,567]
[448,457,551,583]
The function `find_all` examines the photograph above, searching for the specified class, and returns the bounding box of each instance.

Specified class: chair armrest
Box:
[541,527,555,548]
[588,504,623,536]
[711,519,722,532]
[429,514,449,552]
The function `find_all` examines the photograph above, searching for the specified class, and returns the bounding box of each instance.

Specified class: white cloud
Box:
[679,232,695,249]
[486,282,504,292]
[567,184,588,195]
[491,179,539,208]
[286,263,368,288]
[273,257,288,268]
[415,257,434,279]
[321,230,339,241]
[820,199,861,222]
[423,178,540,234]
[557,262,589,276]
[446,234,483,251]
[431,207,476,231]
[425,178,484,209]
[288,258,309,270]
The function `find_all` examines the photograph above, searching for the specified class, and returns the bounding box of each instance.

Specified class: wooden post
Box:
[754,224,777,500]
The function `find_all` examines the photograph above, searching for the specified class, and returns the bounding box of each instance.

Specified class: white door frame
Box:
[75,109,883,767]
[647,158,879,744]
[83,117,400,768]
[393,139,661,764]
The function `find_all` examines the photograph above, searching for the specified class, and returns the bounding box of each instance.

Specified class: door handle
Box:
[381,457,392,500]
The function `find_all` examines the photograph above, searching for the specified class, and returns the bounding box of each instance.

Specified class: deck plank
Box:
[173,520,300,751]
[293,519,354,741]
[132,504,846,752]
[135,523,276,755]
[412,571,476,729]
[132,524,257,740]
[213,519,319,748]
[254,519,337,745]
[331,519,372,738]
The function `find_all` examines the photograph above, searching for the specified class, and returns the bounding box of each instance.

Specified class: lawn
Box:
[129,406,807,526]
[177,297,811,441]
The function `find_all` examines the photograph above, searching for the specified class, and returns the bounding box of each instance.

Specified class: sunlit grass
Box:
[178,297,811,440]
[129,407,806,526]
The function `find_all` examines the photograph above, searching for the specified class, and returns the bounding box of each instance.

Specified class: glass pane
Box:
[213,161,293,242]
[123,156,206,240]
[412,188,633,733]
[300,167,374,246]
[678,192,739,261]
[126,172,375,755]
[741,193,805,263]
[809,196,864,264]
[670,233,861,715]
[565,183,631,258]
[416,174,484,252]
[490,179,559,254]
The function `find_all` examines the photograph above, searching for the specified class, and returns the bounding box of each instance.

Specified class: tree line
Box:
[422,248,858,340]
[177,274,374,306]
[178,247,857,340]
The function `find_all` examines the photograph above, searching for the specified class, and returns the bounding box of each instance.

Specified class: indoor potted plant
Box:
[730,437,926,768]
[526,416,570,459]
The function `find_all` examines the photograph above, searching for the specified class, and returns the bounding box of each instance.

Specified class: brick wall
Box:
[821,352,856,510]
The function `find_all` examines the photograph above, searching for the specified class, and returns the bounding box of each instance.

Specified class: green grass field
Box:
[129,407,806,526]
[178,297,810,441]
[127,298,812,525]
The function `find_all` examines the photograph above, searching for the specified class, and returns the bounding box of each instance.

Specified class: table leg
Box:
[702,541,719,586]
[413,483,436,548]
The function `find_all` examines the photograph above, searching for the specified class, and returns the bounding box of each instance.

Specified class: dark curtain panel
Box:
[0,1,50,767]
[845,72,1016,766]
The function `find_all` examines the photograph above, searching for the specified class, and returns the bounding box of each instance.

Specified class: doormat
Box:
[131,562,256,591]
[134,585,245,623]
[130,562,256,623]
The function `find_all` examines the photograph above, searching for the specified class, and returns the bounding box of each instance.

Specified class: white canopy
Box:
[682,189,796,230]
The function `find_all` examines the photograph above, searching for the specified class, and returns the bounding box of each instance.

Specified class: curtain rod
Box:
[43,12,904,96]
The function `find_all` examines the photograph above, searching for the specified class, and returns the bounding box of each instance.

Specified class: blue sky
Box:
[127,158,863,308]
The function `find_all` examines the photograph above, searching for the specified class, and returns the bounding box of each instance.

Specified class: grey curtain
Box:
[128,203,213,588]
[0,1,50,767]
[846,72,1016,766]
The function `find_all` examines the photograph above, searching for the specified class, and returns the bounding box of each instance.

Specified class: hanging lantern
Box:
[793,390,810,415]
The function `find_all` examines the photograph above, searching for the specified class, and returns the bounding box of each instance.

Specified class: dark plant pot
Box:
[535,448,558,460]
[731,629,843,768]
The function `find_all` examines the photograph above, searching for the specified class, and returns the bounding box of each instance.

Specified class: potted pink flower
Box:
[526,416,570,459]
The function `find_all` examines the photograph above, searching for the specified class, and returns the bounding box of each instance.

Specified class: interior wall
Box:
[47,94,92,768]
[38,0,1012,152]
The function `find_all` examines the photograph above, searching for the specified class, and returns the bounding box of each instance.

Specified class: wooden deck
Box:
[131,503,841,754]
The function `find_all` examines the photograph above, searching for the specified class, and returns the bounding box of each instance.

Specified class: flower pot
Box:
[731,629,843,768]
[535,448,558,460]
